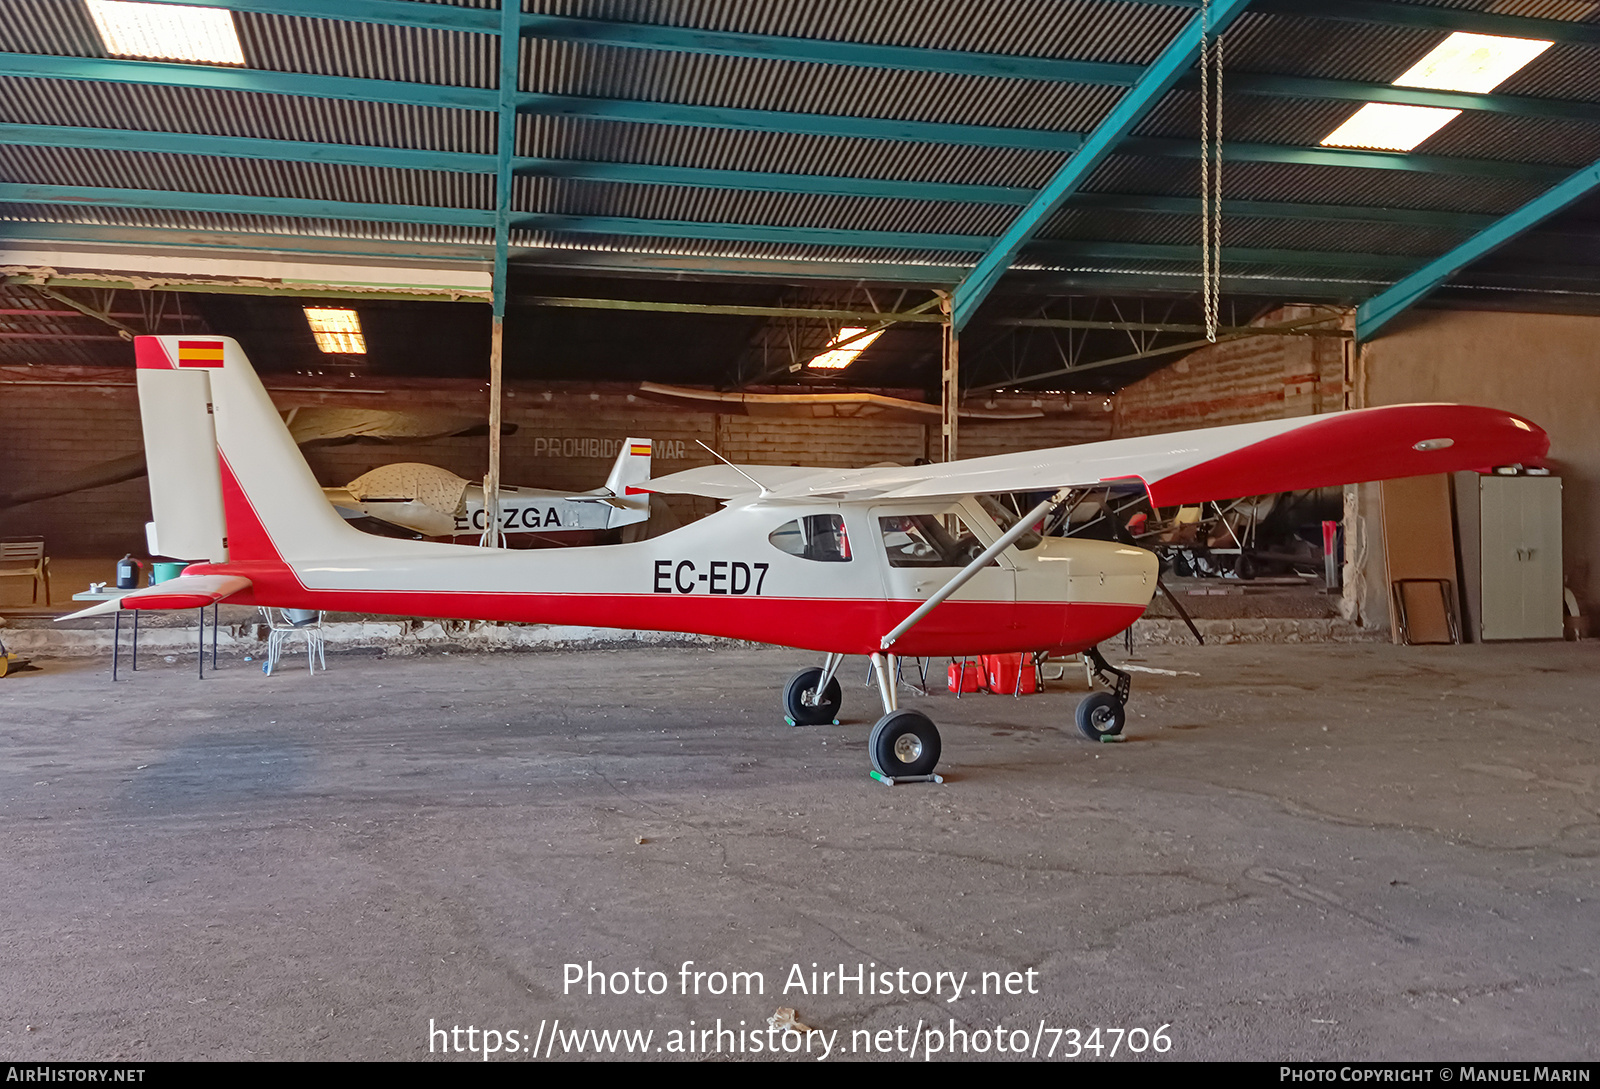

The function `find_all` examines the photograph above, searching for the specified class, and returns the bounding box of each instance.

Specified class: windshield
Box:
[878,514,991,568]
[976,494,1044,551]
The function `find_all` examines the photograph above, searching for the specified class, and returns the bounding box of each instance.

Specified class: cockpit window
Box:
[768,514,852,562]
[878,514,992,568]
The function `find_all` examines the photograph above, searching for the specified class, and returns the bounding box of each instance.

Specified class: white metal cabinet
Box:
[1476,476,1563,641]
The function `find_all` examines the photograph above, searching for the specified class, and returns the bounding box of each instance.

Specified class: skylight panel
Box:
[1393,33,1553,94]
[87,0,245,65]
[304,308,367,355]
[1318,31,1552,152]
[1321,103,1461,151]
[807,327,883,370]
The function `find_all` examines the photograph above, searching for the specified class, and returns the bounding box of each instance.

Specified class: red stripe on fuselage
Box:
[194,455,1144,655]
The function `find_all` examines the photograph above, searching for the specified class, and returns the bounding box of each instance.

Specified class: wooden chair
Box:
[0,537,50,605]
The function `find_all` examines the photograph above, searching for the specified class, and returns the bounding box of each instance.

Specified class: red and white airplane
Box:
[67,335,1548,779]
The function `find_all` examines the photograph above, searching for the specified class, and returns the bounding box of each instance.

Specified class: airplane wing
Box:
[57,575,254,621]
[641,404,1547,506]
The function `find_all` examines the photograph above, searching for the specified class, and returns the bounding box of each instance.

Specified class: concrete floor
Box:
[1,641,1596,1061]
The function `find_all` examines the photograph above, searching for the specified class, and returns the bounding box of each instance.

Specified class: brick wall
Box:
[0,368,1112,556]
[0,367,148,557]
[1113,306,1350,437]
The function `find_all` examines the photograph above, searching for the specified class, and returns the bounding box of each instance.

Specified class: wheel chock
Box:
[869,770,944,787]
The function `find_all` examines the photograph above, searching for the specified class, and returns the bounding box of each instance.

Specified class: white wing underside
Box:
[642,405,1548,507]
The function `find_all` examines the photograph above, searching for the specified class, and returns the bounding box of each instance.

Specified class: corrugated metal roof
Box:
[517,114,1069,186]
[0,76,494,154]
[0,144,492,208]
[1499,44,1600,102]
[0,0,1597,336]
[1037,204,1471,255]
[1422,111,1600,165]
[0,202,492,246]
[0,0,102,58]
[1388,0,1600,21]
[1138,89,1600,166]
[527,0,1192,65]
[235,12,495,86]
[1136,89,1364,147]
[1222,12,1445,82]
[1082,153,1551,214]
[513,177,1015,236]
[523,41,1128,132]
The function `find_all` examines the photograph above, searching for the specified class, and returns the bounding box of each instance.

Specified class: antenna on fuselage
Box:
[695,440,772,498]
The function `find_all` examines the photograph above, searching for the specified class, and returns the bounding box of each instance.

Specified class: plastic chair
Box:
[262,608,326,675]
[0,537,50,605]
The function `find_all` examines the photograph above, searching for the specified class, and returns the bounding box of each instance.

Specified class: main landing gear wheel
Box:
[783,667,843,726]
[1075,691,1126,742]
[868,710,942,777]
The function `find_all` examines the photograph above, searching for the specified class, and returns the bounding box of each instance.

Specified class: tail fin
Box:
[602,437,652,529]
[605,438,653,495]
[135,338,228,560]
[134,335,404,564]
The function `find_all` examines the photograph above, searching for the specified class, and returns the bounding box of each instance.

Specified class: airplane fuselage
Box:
[196,483,1157,657]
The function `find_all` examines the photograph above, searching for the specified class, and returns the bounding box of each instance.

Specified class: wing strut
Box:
[880,487,1072,651]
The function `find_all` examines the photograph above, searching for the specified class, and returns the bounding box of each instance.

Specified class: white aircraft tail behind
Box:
[601,437,652,527]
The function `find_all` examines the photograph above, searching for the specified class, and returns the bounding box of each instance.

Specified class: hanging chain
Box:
[1199,2,1223,342]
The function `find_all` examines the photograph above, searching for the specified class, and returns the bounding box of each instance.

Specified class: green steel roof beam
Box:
[0,221,493,263]
[0,182,495,228]
[1067,192,1492,231]
[1223,73,1600,126]
[0,168,1495,236]
[0,121,497,173]
[1122,137,1570,182]
[1252,0,1600,47]
[0,120,1567,186]
[110,0,502,33]
[514,95,1087,152]
[516,159,1035,205]
[1356,156,1600,340]
[515,213,1426,270]
[950,0,1255,331]
[18,52,1594,141]
[108,0,1600,59]
[0,182,1430,270]
[519,16,1143,85]
[125,0,1204,36]
[0,51,499,111]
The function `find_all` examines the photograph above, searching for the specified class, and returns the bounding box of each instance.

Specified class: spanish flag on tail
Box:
[176,340,225,368]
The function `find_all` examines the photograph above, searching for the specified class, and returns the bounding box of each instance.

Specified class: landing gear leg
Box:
[1076,644,1132,742]
[867,652,942,777]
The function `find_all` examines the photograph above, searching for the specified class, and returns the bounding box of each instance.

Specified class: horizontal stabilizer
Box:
[55,574,253,621]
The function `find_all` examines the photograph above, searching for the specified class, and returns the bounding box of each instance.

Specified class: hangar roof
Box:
[2,0,1599,386]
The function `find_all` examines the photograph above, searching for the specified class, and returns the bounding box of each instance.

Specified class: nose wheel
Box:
[1076,644,1133,742]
